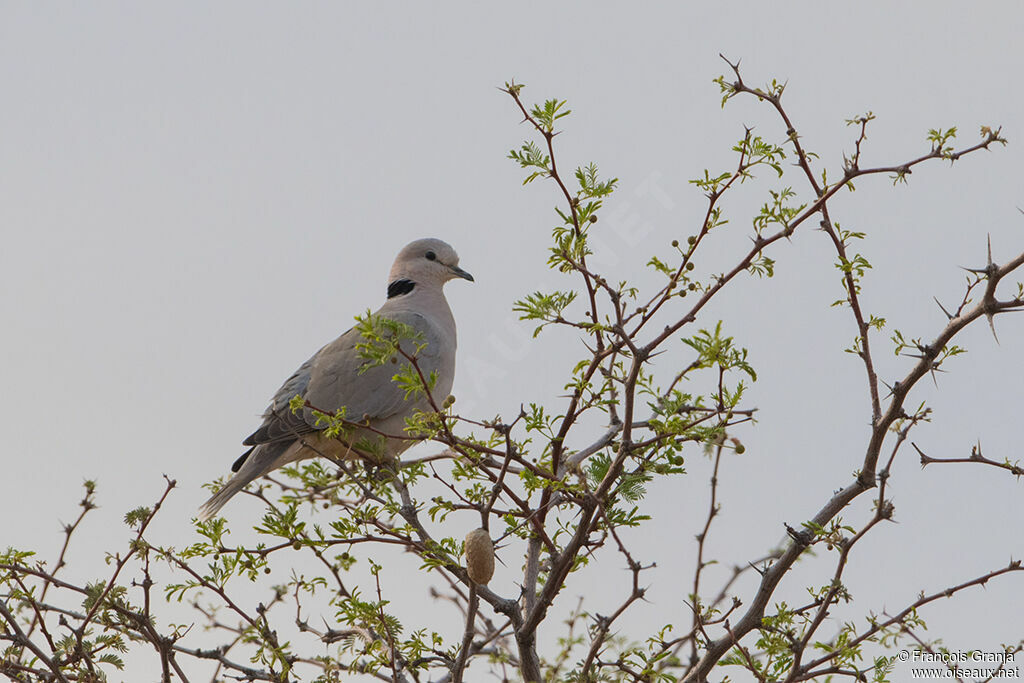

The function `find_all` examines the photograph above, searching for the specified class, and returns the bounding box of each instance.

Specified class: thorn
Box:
[784,523,811,546]
[988,234,994,267]
[934,296,955,320]
[912,442,931,466]
[719,53,741,72]
[987,312,1000,344]
[879,378,898,398]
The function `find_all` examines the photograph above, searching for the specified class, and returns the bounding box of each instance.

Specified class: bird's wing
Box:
[242,350,321,447]
[243,311,444,448]
[304,310,445,424]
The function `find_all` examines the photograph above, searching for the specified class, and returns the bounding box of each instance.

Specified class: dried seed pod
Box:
[464,528,495,585]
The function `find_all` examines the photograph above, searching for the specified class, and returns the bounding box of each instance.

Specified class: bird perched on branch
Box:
[198,238,473,521]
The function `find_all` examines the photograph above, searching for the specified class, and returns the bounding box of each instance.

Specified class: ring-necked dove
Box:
[198,238,472,521]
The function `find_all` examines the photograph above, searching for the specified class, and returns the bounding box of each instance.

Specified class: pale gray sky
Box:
[2,2,1022,679]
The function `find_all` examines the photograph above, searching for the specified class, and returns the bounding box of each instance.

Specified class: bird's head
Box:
[388,238,474,293]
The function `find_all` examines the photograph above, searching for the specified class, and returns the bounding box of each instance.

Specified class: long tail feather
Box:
[197,473,256,521]
[197,441,294,521]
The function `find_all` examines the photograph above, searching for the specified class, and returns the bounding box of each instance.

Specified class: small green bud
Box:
[671,239,679,247]
[687,236,696,245]
[735,444,746,454]
[589,214,598,223]
[686,262,695,271]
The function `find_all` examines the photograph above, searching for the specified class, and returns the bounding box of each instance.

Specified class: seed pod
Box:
[464,529,495,585]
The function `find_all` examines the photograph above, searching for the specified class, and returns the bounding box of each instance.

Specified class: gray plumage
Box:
[198,238,472,521]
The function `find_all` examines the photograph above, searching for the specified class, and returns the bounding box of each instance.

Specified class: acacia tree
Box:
[3,58,1023,683]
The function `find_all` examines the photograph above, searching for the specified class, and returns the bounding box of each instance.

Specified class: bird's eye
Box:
[425,251,437,261]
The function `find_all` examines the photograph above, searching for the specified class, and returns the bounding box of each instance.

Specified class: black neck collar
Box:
[387,279,416,299]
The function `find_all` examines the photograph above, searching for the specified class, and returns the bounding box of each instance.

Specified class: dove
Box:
[198,238,472,520]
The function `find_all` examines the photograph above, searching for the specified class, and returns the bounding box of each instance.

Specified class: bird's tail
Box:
[197,474,254,522]
[196,442,291,522]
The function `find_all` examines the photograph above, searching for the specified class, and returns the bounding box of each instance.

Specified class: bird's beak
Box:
[449,265,474,282]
